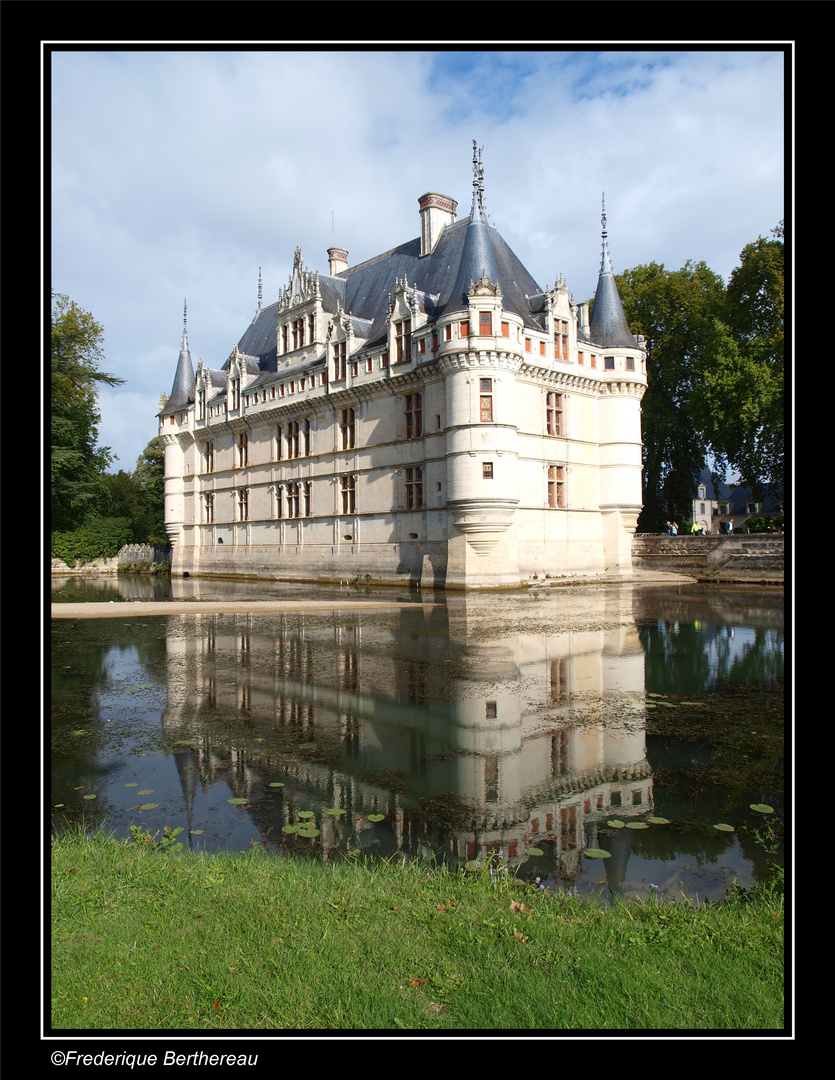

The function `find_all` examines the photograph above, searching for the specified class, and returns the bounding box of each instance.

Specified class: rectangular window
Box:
[555,319,569,360]
[547,465,564,508]
[479,378,493,422]
[540,340,546,356]
[578,352,584,366]
[604,356,615,370]
[590,355,597,369]
[340,474,356,514]
[444,325,452,341]
[287,482,300,518]
[238,432,248,468]
[479,311,492,335]
[525,338,531,352]
[501,321,509,337]
[304,481,311,518]
[238,488,249,521]
[275,425,283,460]
[545,392,563,437]
[460,321,469,338]
[206,441,214,472]
[289,421,300,459]
[230,378,240,411]
[366,357,373,373]
[405,466,424,509]
[419,338,426,354]
[396,319,411,364]
[405,393,423,439]
[204,492,214,523]
[282,325,289,353]
[292,318,305,350]
[333,341,347,381]
[340,408,355,450]
[626,356,635,371]
[483,462,493,479]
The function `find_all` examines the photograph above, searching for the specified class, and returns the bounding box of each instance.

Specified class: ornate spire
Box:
[257,268,263,312]
[182,298,189,348]
[600,193,614,275]
[589,195,638,349]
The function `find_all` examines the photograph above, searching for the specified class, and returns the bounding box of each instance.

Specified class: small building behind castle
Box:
[158,146,647,589]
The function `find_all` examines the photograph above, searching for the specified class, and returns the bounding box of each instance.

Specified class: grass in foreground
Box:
[51,827,785,1032]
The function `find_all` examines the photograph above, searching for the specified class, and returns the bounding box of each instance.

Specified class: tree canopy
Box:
[614,223,785,529]
[51,293,123,531]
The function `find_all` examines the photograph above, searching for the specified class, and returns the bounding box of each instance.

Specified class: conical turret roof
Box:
[163,300,196,412]
[588,196,638,350]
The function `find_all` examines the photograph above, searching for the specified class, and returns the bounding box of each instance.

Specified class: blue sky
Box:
[49,46,787,474]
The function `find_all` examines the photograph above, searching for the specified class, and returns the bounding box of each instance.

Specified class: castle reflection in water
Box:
[160,588,652,887]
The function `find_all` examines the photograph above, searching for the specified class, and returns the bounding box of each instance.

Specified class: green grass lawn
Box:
[51,828,785,1032]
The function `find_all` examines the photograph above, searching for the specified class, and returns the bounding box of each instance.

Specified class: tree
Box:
[132,437,166,545]
[51,293,124,531]
[702,224,784,499]
[613,261,727,531]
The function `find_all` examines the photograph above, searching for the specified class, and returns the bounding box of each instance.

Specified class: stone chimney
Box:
[328,247,349,276]
[419,191,457,256]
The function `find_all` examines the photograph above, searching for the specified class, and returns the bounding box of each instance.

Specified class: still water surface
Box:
[51,576,784,903]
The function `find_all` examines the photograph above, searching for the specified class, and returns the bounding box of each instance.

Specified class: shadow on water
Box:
[51,577,784,903]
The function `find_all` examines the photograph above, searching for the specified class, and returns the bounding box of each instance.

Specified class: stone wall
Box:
[631,534,784,578]
[51,545,170,574]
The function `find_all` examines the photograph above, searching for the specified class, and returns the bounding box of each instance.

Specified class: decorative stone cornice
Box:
[449,498,519,555]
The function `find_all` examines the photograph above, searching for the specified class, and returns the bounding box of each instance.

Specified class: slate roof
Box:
[160,332,196,414]
[227,207,547,372]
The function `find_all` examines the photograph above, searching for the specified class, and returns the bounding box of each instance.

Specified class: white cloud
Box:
[49,46,787,474]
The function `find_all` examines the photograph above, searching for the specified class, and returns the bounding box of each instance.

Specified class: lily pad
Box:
[191,829,205,835]
[626,822,649,830]
[680,701,705,706]
[367,814,386,823]
[525,847,544,856]
[297,827,320,838]
[82,794,97,800]
[54,804,65,808]
[608,820,625,829]
[140,803,159,810]
[282,824,299,834]
[325,808,347,816]
[750,803,774,814]
[124,783,139,788]
[713,823,734,832]
[584,848,611,859]
[269,783,285,788]
[137,790,154,796]
[298,810,314,819]
[227,798,249,805]
[646,816,670,824]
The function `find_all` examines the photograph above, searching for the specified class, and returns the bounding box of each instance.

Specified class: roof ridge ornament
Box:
[182,298,189,349]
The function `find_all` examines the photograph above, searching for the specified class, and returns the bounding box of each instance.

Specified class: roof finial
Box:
[257,267,263,312]
[182,298,189,348]
[472,139,486,213]
[600,192,613,274]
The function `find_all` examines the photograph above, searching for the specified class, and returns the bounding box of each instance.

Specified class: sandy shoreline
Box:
[51,599,439,619]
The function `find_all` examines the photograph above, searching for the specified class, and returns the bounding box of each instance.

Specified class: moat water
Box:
[51,575,785,903]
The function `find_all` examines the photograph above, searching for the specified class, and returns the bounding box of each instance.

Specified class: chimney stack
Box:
[328,247,349,276]
[419,192,457,256]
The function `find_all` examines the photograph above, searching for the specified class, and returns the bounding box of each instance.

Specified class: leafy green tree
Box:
[132,437,166,545]
[51,293,123,531]
[613,261,727,530]
[702,224,784,499]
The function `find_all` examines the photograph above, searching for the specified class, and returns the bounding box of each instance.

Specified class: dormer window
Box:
[395,319,411,364]
[230,376,240,411]
[698,485,706,500]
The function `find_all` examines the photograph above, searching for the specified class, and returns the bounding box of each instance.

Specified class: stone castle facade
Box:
[159,148,647,588]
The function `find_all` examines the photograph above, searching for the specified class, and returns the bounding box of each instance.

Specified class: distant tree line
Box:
[51,293,166,562]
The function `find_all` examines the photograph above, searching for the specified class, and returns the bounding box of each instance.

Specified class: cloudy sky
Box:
[49,46,787,474]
